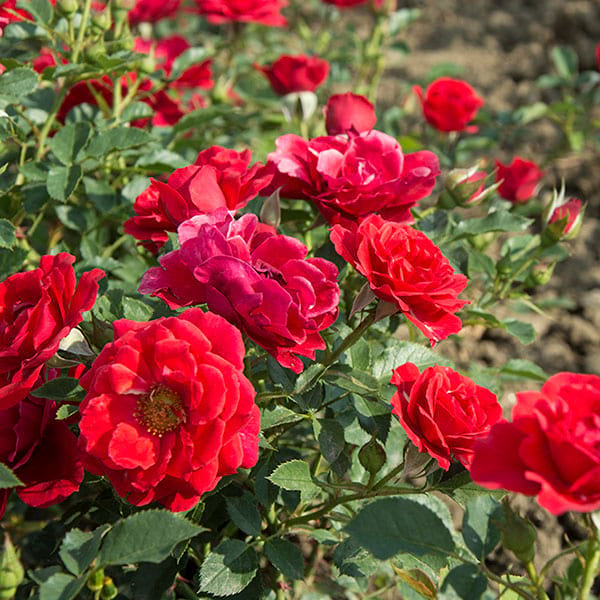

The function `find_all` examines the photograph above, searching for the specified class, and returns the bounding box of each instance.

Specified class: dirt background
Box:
[382,0,600,589]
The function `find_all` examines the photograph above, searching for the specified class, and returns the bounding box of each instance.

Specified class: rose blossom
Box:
[470,372,600,515]
[495,157,543,203]
[124,146,272,253]
[78,308,259,511]
[265,129,440,225]
[414,77,484,133]
[255,54,329,95]
[0,391,83,517]
[391,363,503,470]
[194,0,288,26]
[330,214,468,344]
[139,209,340,373]
[128,0,181,24]
[0,253,104,408]
[324,92,377,135]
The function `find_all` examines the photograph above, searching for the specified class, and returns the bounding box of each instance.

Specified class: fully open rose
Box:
[78,309,259,511]
[470,372,600,515]
[391,363,503,470]
[139,209,339,373]
[266,129,440,225]
[330,214,468,344]
[194,0,288,26]
[0,254,104,408]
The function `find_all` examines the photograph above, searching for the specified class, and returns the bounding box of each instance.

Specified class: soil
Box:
[379,0,600,592]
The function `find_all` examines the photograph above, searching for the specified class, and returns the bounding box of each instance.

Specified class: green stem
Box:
[578,536,600,600]
[322,311,377,368]
[35,85,71,160]
[71,0,93,63]
[371,461,405,491]
[525,561,550,600]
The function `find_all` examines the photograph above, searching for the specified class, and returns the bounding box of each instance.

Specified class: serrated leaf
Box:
[462,496,502,558]
[225,493,261,537]
[260,405,301,430]
[0,463,23,488]
[97,510,203,566]
[49,122,91,165]
[371,342,454,380]
[47,165,82,201]
[439,564,487,599]
[86,127,152,158]
[59,526,109,576]
[345,497,455,560]
[30,377,83,401]
[317,418,345,464]
[0,67,37,103]
[39,572,86,600]
[453,211,532,238]
[0,219,16,249]
[135,149,188,170]
[502,318,536,344]
[17,0,53,24]
[120,101,153,123]
[199,540,258,597]
[265,538,304,580]
[267,460,320,501]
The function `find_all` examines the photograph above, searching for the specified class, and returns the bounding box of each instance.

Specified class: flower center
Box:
[135,385,185,437]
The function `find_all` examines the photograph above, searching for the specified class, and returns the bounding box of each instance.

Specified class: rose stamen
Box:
[135,384,185,437]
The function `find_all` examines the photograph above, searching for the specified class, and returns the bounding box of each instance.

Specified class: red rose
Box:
[321,0,368,6]
[414,77,484,133]
[32,48,66,73]
[470,372,600,515]
[391,363,503,470]
[0,253,104,408]
[194,0,288,26]
[544,197,583,242]
[0,392,83,516]
[324,92,377,135]
[265,130,440,225]
[330,214,468,344]
[596,42,600,71]
[57,77,115,124]
[495,157,543,203]
[139,209,340,373]
[255,54,329,95]
[124,146,272,253]
[78,308,259,511]
[128,0,181,24]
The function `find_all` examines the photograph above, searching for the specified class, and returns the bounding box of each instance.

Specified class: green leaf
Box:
[225,493,262,537]
[325,368,381,396]
[46,165,82,201]
[265,538,304,580]
[502,318,536,344]
[0,247,27,280]
[86,127,153,158]
[462,496,502,558]
[499,359,547,381]
[17,0,53,24]
[49,122,91,165]
[453,211,532,238]
[0,463,24,488]
[260,405,301,430]
[551,45,578,79]
[345,497,455,560]
[31,377,83,401]
[439,564,488,599]
[467,252,495,279]
[136,149,188,170]
[316,418,345,464]
[198,540,258,597]
[267,460,320,502]
[83,177,117,212]
[119,101,153,123]
[0,219,16,249]
[55,204,91,231]
[39,573,86,600]
[0,67,37,104]
[371,342,454,380]
[97,509,203,566]
[434,469,505,508]
[59,526,109,576]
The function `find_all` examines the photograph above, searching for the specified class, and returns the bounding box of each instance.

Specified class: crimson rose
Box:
[139,209,340,373]
[265,130,440,225]
[0,253,104,408]
[194,0,287,26]
[391,363,503,470]
[78,309,259,511]
[256,54,329,95]
[0,392,83,516]
[495,157,543,203]
[414,77,483,132]
[324,92,377,135]
[128,0,181,24]
[124,146,272,253]
[470,372,600,515]
[330,214,468,344]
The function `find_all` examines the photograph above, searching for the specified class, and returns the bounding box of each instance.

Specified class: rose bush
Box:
[78,308,259,511]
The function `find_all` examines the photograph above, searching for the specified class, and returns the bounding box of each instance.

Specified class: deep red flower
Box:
[256,54,329,95]
[470,372,600,515]
[391,363,502,470]
[0,392,83,516]
[0,254,104,409]
[124,146,272,253]
[57,77,115,124]
[32,48,67,73]
[139,209,340,373]
[324,92,377,135]
[194,0,288,26]
[128,0,181,24]
[414,77,484,133]
[78,308,259,511]
[265,130,440,226]
[495,157,543,203]
[330,214,468,344]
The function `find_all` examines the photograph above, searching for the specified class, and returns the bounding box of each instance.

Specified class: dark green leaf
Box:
[59,526,109,576]
[39,573,86,600]
[199,540,258,596]
[371,342,454,380]
[46,165,82,201]
[439,564,488,599]
[49,123,91,165]
[225,493,262,537]
[120,101,153,123]
[98,510,203,566]
[30,377,84,401]
[462,496,502,558]
[83,177,117,211]
[131,558,179,600]
[345,497,455,560]
[0,247,27,280]
[136,150,187,170]
[86,127,152,158]
[499,359,547,381]
[265,538,304,580]
[0,219,16,249]
[317,418,345,464]
[0,67,37,103]
[260,405,300,430]
[267,460,320,501]
[0,463,23,488]
[502,319,536,344]
[453,212,532,238]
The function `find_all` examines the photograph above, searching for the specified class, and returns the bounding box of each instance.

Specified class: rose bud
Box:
[494,157,543,203]
[542,190,584,245]
[324,92,377,135]
[441,163,499,207]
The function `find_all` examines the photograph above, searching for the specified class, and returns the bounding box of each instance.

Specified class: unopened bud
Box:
[281,91,318,123]
[0,534,24,599]
[497,500,537,563]
[542,197,584,246]
[444,163,499,208]
[57,0,78,17]
[87,569,104,593]
[528,263,555,286]
[138,55,157,76]
[84,41,105,63]
[100,577,118,600]
[91,10,112,33]
[359,438,386,476]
